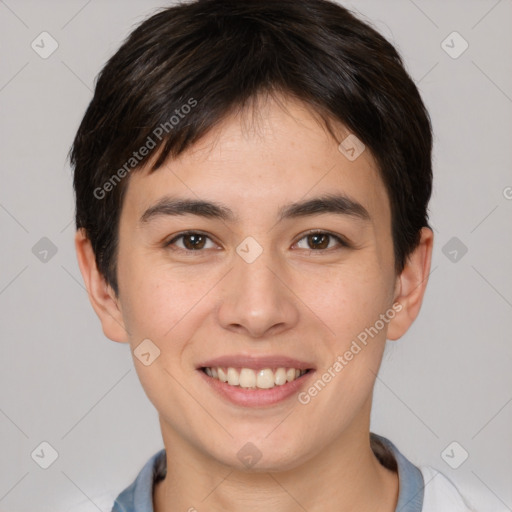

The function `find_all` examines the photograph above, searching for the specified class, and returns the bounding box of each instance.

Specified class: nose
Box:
[216,245,300,338]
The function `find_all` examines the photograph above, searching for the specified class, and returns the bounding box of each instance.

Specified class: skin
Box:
[75,93,433,512]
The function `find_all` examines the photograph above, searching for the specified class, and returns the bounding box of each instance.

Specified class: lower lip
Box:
[197,369,315,407]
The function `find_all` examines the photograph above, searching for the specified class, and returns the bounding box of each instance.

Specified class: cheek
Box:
[297,272,392,429]
[120,268,202,407]
[302,265,394,343]
[118,256,223,369]
[117,253,187,342]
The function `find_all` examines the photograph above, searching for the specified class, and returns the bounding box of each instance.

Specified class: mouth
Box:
[196,356,316,407]
[200,366,312,390]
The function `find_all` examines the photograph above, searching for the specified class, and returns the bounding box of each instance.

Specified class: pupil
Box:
[186,234,204,250]
[309,234,328,249]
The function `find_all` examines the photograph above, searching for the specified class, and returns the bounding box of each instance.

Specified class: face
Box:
[112,95,402,470]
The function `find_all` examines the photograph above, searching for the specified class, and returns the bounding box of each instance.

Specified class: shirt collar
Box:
[371,433,424,511]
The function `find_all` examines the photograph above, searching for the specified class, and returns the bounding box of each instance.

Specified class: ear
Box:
[387,227,434,341]
[74,228,129,343]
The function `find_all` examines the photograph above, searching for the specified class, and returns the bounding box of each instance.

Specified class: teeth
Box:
[239,368,256,388]
[227,367,239,386]
[275,368,287,386]
[203,366,309,389]
[256,368,274,389]
[218,367,228,383]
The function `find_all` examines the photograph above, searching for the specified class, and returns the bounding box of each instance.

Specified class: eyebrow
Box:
[139,193,371,225]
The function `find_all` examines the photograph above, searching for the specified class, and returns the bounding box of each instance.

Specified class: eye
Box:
[164,231,217,252]
[164,230,350,254]
[295,231,349,251]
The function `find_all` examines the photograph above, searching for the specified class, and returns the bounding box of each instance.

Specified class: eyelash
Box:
[164,230,350,254]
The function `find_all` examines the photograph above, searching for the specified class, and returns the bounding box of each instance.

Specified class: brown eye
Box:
[307,233,329,249]
[182,233,206,250]
[296,231,348,251]
[165,232,215,251]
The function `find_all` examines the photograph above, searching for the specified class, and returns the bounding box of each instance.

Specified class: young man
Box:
[71,0,474,510]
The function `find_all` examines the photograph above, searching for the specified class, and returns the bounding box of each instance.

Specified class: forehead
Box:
[121,94,391,229]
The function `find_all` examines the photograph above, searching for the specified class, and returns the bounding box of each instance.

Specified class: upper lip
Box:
[198,355,315,371]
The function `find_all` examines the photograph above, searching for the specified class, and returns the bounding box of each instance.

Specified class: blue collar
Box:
[112,433,424,511]
[373,434,424,511]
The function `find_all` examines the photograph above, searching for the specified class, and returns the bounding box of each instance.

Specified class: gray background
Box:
[0,0,511,510]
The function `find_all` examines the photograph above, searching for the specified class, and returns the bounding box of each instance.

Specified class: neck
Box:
[154,415,398,512]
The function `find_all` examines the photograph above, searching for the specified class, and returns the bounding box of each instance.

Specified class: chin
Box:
[208,435,313,473]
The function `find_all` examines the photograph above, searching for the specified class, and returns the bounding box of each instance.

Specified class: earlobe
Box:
[74,228,129,343]
[387,227,434,341]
